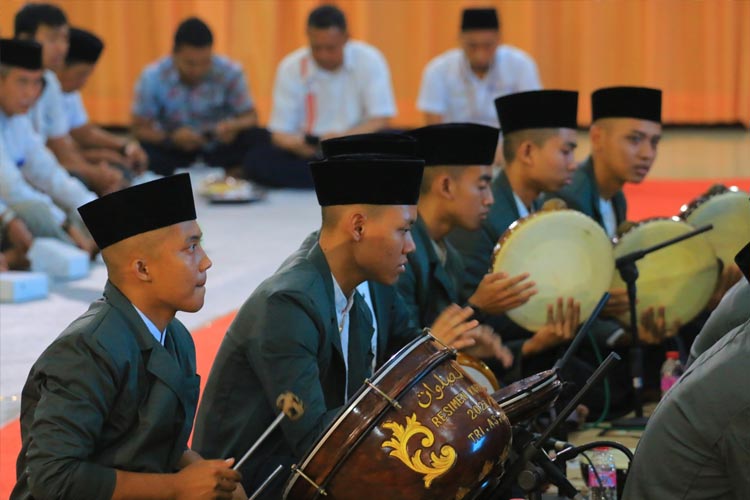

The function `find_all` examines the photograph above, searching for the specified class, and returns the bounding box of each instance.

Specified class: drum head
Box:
[611,219,719,326]
[457,353,500,393]
[683,190,750,267]
[492,210,614,332]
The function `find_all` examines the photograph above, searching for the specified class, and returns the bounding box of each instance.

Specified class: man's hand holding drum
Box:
[468,271,537,315]
[521,297,581,356]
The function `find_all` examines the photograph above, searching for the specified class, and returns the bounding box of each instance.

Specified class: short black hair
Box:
[14,3,67,37]
[307,5,347,31]
[173,17,213,51]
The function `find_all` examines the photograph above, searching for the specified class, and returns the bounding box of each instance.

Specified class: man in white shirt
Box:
[57,27,149,174]
[0,38,97,256]
[243,4,397,188]
[14,2,125,195]
[417,8,541,129]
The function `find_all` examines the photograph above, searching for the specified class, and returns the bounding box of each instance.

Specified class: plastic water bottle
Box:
[588,447,617,500]
[660,350,684,397]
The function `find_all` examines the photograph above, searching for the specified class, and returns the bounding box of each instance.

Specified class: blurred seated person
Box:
[0,38,98,256]
[243,4,397,188]
[0,198,33,271]
[57,27,148,176]
[15,2,125,195]
[624,305,750,498]
[132,17,258,177]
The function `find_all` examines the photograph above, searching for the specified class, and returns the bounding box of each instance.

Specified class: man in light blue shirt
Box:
[14,2,125,196]
[0,38,97,255]
[57,27,149,175]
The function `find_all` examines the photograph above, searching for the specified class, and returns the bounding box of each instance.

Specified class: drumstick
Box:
[233,392,304,471]
[248,464,283,500]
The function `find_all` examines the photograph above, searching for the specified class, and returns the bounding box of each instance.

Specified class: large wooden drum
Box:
[490,209,614,332]
[284,335,512,500]
[680,185,750,268]
[611,218,719,326]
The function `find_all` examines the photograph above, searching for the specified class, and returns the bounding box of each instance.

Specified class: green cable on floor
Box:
[585,330,611,427]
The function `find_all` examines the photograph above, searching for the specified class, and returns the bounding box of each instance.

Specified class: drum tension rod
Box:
[364,378,402,410]
[291,464,328,496]
[424,328,457,355]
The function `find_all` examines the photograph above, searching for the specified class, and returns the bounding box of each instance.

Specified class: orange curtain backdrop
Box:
[2,0,749,127]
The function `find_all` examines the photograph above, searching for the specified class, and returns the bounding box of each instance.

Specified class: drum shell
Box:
[611,218,719,326]
[680,189,750,268]
[284,336,512,500]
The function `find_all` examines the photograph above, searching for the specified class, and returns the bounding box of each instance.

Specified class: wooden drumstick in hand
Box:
[233,392,304,471]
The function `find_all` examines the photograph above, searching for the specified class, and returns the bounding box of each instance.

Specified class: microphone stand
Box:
[484,352,621,499]
[612,224,712,428]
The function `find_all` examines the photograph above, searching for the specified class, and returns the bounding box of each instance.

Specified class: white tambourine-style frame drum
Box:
[611,217,719,327]
[680,185,750,269]
[490,209,615,332]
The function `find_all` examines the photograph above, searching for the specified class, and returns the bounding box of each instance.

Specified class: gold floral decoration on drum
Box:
[381,413,457,488]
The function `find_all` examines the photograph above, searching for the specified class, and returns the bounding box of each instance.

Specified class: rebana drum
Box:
[284,334,512,500]
[611,218,719,326]
[680,185,750,268]
[457,353,500,394]
[490,209,614,332]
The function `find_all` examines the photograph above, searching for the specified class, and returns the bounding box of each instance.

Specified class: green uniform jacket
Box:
[280,230,419,364]
[544,156,627,231]
[192,242,417,496]
[11,282,200,500]
[397,216,465,328]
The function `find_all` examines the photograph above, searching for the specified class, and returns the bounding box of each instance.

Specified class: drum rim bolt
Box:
[291,463,328,496]
[423,328,457,355]
[364,378,402,410]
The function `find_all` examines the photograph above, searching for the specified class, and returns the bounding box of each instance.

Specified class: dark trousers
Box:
[144,128,265,176]
[242,129,317,189]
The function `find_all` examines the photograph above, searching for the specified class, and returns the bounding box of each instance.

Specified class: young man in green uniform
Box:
[193,135,489,497]
[12,174,243,500]
[546,87,670,334]
[446,91,584,375]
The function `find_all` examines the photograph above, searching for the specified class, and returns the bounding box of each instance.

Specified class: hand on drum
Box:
[460,324,515,369]
[468,271,537,315]
[602,288,630,318]
[174,458,243,500]
[522,298,581,356]
[637,306,681,345]
[429,304,480,350]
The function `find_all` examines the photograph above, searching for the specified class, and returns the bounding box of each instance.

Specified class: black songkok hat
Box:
[461,8,500,31]
[321,133,417,158]
[736,241,750,283]
[78,174,196,249]
[591,86,662,123]
[495,90,579,135]
[0,38,42,70]
[66,27,104,65]
[310,134,424,206]
[408,123,499,166]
